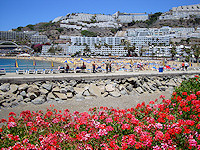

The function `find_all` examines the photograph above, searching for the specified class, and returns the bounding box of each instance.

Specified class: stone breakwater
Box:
[0,74,195,109]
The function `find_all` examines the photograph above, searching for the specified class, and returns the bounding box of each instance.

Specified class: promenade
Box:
[0,70,200,83]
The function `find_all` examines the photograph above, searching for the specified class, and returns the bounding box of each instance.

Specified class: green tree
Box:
[170,46,177,60]
[81,30,97,37]
[192,44,200,66]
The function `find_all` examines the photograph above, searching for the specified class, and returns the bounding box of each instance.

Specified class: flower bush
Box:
[0,76,200,149]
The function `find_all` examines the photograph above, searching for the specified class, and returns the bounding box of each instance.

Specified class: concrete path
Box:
[0,70,200,83]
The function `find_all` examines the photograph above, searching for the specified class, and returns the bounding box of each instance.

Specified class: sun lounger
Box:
[0,69,6,75]
[27,69,36,74]
[36,69,44,74]
[52,69,59,74]
[16,69,25,74]
[44,69,51,74]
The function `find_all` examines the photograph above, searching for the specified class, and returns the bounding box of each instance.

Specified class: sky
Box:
[0,0,199,31]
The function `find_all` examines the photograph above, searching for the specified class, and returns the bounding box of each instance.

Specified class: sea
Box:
[0,58,61,73]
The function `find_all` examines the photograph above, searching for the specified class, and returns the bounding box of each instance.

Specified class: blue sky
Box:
[0,0,199,31]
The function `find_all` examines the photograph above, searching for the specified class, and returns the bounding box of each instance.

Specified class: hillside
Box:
[12,12,200,40]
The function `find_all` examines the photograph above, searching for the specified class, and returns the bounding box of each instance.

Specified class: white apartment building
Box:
[128,36,170,46]
[30,35,49,44]
[70,37,122,46]
[90,46,127,56]
[159,4,200,20]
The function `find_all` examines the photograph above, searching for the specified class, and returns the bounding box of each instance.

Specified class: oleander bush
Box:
[0,76,200,149]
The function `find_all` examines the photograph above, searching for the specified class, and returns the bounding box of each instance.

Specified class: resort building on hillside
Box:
[159,4,200,20]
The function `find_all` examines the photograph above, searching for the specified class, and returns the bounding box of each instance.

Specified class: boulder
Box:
[66,86,75,93]
[47,92,56,99]
[27,85,39,93]
[52,87,60,93]
[105,84,115,92]
[27,93,37,100]
[66,92,73,98]
[17,95,23,102]
[10,101,19,108]
[10,84,18,93]
[88,84,101,97]
[53,92,67,100]
[24,98,31,103]
[60,88,68,94]
[120,89,128,95]
[0,83,10,92]
[83,90,91,96]
[126,84,133,92]
[110,91,121,97]
[102,92,109,97]
[18,84,29,91]
[32,95,46,105]
[20,91,27,97]
[136,87,144,94]
[166,79,177,87]
[74,87,85,95]
[40,88,49,95]
[42,83,52,91]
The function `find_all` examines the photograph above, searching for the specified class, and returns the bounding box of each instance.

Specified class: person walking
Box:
[109,61,112,72]
[106,60,109,73]
[92,61,96,73]
[185,62,189,71]
[181,62,185,71]
[66,64,69,73]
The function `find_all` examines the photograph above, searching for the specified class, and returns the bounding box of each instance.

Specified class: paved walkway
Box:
[0,70,200,83]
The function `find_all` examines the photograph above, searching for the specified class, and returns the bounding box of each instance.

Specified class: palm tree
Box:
[170,46,177,60]
[192,44,200,66]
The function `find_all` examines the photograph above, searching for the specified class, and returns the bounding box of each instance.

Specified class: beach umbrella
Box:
[64,60,72,64]
[15,59,19,68]
[33,59,36,66]
[51,61,54,67]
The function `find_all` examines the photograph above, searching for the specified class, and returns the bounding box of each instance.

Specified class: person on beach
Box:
[106,60,109,73]
[92,61,96,73]
[109,61,112,72]
[66,64,69,73]
[182,62,185,71]
[185,62,189,71]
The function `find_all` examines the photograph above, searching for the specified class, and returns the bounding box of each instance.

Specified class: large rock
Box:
[24,98,31,103]
[166,79,177,87]
[83,90,91,96]
[53,92,67,100]
[17,95,23,102]
[0,83,10,92]
[105,84,115,92]
[65,86,74,93]
[32,95,46,105]
[120,89,128,95]
[74,87,85,95]
[27,85,39,93]
[18,84,29,91]
[110,91,121,97]
[52,87,60,93]
[66,92,73,98]
[42,83,52,91]
[88,84,102,97]
[60,88,68,94]
[126,84,133,92]
[47,92,56,99]
[40,88,49,95]
[20,91,27,97]
[27,93,37,100]
[136,87,144,94]
[10,84,18,93]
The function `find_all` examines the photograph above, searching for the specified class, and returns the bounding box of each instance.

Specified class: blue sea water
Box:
[0,58,61,73]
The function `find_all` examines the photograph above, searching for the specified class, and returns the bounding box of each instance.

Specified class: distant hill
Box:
[12,12,200,40]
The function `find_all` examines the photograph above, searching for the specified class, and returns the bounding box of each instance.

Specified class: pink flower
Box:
[98,129,107,136]
[7,122,17,129]
[159,95,165,99]
[106,126,114,131]
[105,117,113,123]
[122,123,131,130]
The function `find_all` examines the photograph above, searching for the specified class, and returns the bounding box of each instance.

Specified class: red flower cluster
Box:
[0,82,200,149]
